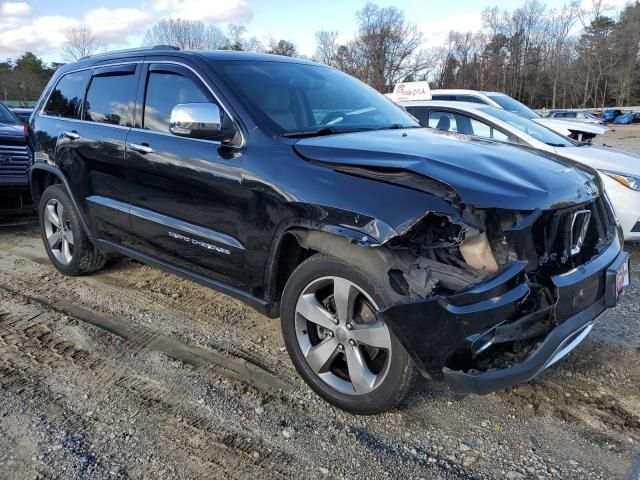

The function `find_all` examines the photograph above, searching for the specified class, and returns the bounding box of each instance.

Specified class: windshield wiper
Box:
[282,124,419,138]
[281,127,341,138]
[545,142,569,147]
[385,124,421,130]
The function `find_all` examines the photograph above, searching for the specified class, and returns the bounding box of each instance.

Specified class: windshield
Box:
[485,93,540,120]
[478,105,575,147]
[0,103,19,125]
[215,61,419,135]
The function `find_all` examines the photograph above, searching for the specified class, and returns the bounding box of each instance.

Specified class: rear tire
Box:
[39,185,106,276]
[281,253,418,414]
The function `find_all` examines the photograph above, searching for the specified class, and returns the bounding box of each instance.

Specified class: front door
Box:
[126,62,246,286]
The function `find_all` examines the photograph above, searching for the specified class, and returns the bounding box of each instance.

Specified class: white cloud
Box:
[0,4,153,58]
[84,7,151,43]
[0,15,80,57]
[0,1,31,17]
[418,12,483,48]
[155,0,252,24]
[580,0,630,11]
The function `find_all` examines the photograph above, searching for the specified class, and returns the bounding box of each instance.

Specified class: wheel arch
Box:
[30,164,92,237]
[265,222,412,308]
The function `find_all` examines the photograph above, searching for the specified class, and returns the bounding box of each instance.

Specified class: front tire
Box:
[281,254,418,414]
[39,185,106,276]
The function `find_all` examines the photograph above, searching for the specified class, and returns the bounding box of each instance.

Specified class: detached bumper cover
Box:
[379,234,629,395]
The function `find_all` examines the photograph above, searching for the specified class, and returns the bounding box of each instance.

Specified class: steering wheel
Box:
[320,111,347,125]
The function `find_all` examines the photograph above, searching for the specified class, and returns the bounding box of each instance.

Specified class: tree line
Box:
[1,1,639,109]
[315,1,640,108]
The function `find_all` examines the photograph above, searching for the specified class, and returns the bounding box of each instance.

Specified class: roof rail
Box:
[79,45,180,61]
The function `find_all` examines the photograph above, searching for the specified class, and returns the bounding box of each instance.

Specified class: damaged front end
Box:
[377,195,629,395]
[292,128,630,395]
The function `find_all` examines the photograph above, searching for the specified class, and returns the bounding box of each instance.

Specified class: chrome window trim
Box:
[38,61,141,118]
[37,59,245,149]
[38,115,132,131]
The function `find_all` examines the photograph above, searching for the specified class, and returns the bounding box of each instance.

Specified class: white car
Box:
[547,110,607,125]
[398,100,640,241]
[429,89,609,142]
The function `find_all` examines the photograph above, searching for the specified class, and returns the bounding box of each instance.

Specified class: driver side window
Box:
[143,71,209,133]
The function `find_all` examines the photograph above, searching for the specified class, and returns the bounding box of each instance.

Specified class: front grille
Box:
[0,143,31,177]
[532,194,616,271]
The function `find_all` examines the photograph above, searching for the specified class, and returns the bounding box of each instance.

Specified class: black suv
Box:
[29,47,630,414]
[0,102,32,217]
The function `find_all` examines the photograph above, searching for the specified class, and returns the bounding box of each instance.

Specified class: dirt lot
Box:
[0,127,639,480]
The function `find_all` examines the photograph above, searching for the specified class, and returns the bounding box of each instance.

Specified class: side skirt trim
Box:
[94,238,278,318]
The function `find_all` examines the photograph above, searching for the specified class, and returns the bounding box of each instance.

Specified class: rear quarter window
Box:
[43,71,90,119]
[84,72,136,127]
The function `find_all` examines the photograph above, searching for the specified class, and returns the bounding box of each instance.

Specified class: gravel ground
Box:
[0,128,639,479]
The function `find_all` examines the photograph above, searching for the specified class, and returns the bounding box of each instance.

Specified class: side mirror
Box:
[169,103,235,142]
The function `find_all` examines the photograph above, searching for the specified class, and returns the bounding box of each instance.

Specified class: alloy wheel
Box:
[294,276,392,395]
[43,198,74,265]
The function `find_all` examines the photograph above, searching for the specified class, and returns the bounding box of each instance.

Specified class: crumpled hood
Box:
[294,128,600,210]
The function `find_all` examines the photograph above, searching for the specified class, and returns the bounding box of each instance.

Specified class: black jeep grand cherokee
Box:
[29,47,629,414]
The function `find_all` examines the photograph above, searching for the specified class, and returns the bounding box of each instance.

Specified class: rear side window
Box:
[456,95,487,104]
[143,71,209,133]
[468,117,492,137]
[43,71,90,119]
[431,95,455,101]
[84,72,136,127]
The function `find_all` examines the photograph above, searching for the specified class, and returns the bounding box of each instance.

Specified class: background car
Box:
[613,112,640,125]
[547,110,606,125]
[429,89,609,142]
[602,109,623,123]
[9,107,33,125]
[0,102,33,219]
[396,99,640,241]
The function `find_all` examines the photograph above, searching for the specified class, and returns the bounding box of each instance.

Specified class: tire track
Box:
[0,295,296,480]
[0,281,293,397]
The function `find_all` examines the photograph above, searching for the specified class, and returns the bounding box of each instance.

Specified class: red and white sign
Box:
[616,259,630,298]
[392,81,432,101]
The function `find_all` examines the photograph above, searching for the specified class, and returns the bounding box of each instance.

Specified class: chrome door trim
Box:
[86,195,245,251]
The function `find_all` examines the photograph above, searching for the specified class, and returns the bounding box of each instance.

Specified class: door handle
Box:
[62,131,80,140]
[128,143,154,154]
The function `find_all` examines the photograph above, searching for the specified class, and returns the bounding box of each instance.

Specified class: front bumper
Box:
[379,234,629,395]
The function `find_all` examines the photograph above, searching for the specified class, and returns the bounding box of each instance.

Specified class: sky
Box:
[0,0,630,62]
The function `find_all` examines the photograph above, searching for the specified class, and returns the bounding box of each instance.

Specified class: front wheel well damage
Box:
[270,216,490,307]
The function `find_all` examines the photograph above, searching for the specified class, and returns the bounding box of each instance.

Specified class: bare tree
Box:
[314,31,340,66]
[62,28,104,61]
[225,24,264,52]
[355,3,425,91]
[314,4,428,91]
[143,19,227,50]
[548,2,579,108]
[267,39,297,57]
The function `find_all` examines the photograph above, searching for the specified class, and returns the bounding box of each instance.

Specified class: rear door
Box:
[125,62,246,286]
[53,63,140,243]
